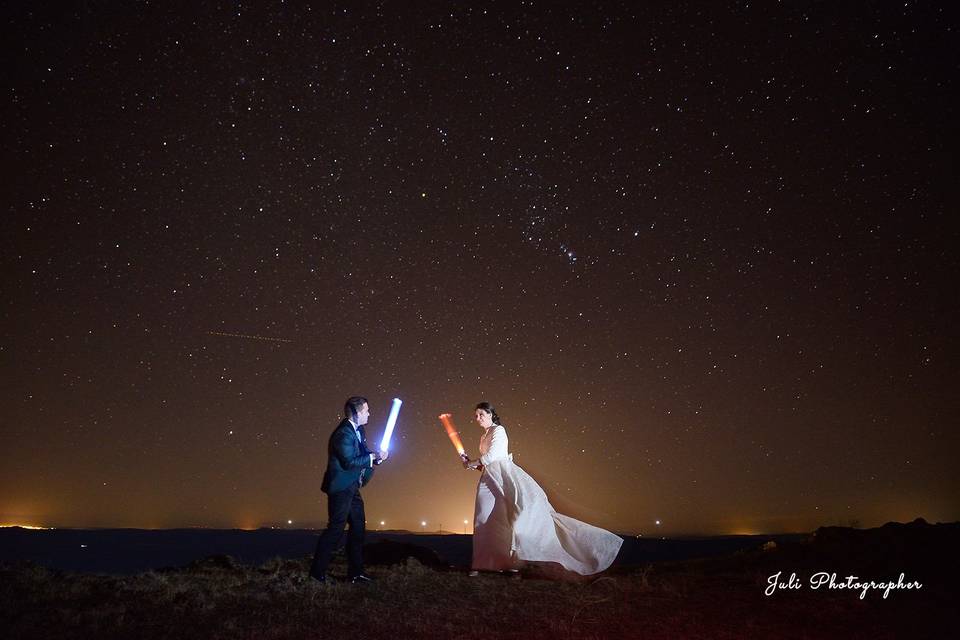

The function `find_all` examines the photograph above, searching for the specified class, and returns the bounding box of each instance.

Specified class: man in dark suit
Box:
[310,396,388,584]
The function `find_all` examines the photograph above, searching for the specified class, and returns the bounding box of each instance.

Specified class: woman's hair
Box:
[344,396,368,422]
[475,401,502,426]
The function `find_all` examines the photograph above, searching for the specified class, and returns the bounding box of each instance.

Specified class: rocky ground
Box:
[1,520,955,639]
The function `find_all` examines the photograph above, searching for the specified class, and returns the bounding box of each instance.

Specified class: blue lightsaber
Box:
[379,398,403,452]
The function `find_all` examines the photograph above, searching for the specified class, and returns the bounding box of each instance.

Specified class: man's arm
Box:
[331,428,374,469]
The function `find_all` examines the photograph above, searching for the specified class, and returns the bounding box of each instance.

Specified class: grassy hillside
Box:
[2,536,953,640]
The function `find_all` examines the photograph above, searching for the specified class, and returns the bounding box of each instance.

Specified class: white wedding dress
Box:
[472,424,623,575]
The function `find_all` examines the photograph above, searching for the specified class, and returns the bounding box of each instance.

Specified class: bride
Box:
[462,402,623,575]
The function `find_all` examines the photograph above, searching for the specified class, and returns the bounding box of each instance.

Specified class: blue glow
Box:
[379,397,403,452]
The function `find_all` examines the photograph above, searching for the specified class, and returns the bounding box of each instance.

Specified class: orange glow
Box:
[438,413,466,456]
[0,524,50,530]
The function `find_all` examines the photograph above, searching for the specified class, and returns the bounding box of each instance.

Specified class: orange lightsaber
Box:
[438,413,466,457]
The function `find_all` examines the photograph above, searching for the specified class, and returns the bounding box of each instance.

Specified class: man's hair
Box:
[344,396,368,422]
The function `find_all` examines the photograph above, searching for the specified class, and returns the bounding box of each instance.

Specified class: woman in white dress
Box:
[462,402,623,575]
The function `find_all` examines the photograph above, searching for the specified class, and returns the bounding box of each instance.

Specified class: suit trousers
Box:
[310,486,365,578]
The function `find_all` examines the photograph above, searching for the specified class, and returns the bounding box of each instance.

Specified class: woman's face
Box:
[475,408,494,429]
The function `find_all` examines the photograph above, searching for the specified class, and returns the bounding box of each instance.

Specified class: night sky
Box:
[2,2,957,535]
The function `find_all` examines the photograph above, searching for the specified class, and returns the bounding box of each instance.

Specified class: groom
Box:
[310,396,388,584]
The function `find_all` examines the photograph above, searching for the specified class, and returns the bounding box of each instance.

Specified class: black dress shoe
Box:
[350,573,374,584]
[310,573,335,584]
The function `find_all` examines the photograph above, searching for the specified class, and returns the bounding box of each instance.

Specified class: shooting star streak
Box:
[207,331,293,343]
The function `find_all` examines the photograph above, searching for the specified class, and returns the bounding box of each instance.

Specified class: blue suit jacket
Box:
[321,419,375,494]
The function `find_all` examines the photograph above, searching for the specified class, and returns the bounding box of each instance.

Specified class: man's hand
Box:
[374,449,389,465]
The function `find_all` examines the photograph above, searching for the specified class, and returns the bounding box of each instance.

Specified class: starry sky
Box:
[2,2,957,535]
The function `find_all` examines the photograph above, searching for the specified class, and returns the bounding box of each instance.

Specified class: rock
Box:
[364,540,448,569]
